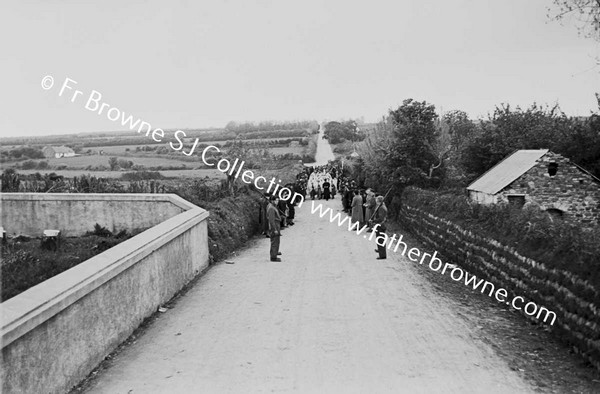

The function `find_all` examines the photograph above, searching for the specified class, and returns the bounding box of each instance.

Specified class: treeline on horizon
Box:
[352,97,600,193]
[224,120,319,134]
[1,121,320,151]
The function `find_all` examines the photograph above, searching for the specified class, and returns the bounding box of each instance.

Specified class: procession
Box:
[259,163,389,261]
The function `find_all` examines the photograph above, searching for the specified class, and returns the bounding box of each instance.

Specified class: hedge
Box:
[398,187,600,371]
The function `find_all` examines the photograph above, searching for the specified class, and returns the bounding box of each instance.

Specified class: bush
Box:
[120,171,165,181]
[21,160,37,170]
[89,223,113,237]
[1,228,137,300]
[37,161,49,169]
[401,187,600,270]
[117,159,134,169]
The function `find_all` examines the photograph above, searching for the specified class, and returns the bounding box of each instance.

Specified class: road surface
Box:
[304,123,335,167]
[84,197,534,394]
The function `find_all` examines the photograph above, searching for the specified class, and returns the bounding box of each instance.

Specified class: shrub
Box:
[117,159,134,169]
[120,171,165,181]
[1,228,137,300]
[21,160,37,170]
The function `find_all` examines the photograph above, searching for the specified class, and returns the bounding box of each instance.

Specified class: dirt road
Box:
[84,198,534,394]
[304,123,335,167]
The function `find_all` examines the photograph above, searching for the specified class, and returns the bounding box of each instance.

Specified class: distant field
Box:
[87,137,302,154]
[268,146,305,155]
[44,155,199,169]
[16,168,227,179]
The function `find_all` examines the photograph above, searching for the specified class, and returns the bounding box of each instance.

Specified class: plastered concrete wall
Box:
[1,194,209,394]
[0,193,187,236]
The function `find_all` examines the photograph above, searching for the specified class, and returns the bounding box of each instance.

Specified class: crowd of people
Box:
[259,162,389,261]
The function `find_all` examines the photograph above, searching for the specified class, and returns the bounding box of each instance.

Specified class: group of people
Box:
[306,167,336,200]
[260,164,389,261]
[338,180,389,260]
[258,182,303,262]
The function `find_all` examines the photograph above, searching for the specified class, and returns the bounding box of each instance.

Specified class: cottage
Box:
[467,149,600,224]
[42,146,75,159]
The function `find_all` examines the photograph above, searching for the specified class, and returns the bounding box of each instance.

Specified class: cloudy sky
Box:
[2,0,599,137]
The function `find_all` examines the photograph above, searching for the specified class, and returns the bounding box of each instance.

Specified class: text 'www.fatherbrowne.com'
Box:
[309,201,557,326]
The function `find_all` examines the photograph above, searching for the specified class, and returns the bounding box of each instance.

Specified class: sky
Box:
[1,0,599,137]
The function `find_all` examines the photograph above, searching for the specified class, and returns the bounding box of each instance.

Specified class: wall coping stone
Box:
[0,192,196,212]
[0,193,208,348]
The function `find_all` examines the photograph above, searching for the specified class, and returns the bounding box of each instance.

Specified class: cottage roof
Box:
[467,149,548,195]
[50,146,74,153]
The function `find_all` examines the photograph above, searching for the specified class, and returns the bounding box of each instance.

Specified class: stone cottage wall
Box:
[500,152,600,224]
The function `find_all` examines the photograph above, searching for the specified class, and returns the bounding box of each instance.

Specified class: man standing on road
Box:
[260,193,271,237]
[364,189,376,232]
[267,195,282,262]
[372,195,388,260]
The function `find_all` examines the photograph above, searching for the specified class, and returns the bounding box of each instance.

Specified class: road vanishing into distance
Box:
[304,123,335,167]
[84,196,534,393]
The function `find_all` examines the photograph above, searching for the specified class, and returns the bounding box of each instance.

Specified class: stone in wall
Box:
[500,151,600,225]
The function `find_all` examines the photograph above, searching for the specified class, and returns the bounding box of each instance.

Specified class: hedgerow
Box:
[399,186,600,369]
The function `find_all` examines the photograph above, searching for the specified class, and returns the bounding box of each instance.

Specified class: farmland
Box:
[0,123,319,182]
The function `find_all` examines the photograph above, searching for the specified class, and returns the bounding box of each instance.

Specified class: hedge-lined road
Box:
[304,123,335,166]
[85,198,534,394]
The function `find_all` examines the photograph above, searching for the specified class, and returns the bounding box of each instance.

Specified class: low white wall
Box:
[0,193,189,237]
[0,194,210,394]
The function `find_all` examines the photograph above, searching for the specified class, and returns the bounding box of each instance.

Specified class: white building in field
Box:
[42,146,75,158]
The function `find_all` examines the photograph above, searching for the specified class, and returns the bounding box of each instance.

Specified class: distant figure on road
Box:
[372,195,388,260]
[267,195,282,262]
[322,181,331,200]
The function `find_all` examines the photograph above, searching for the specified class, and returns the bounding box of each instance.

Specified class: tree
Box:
[461,103,569,176]
[549,0,600,41]
[323,120,365,144]
[460,102,600,179]
[386,99,440,185]
[222,138,247,196]
[358,99,441,194]
[117,159,134,169]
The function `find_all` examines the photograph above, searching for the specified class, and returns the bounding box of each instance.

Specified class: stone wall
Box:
[500,152,600,224]
[398,203,600,371]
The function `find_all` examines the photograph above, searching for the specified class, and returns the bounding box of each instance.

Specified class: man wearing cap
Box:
[267,195,282,262]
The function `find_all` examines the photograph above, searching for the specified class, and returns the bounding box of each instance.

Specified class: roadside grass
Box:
[1,226,142,301]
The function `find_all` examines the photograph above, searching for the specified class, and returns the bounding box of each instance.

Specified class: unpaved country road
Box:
[304,123,335,167]
[85,198,534,394]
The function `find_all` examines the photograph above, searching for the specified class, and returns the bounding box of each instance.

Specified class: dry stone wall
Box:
[500,151,600,224]
[399,204,600,371]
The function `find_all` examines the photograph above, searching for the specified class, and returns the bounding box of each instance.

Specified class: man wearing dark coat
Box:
[278,197,288,228]
[267,195,282,261]
[259,193,271,237]
[322,181,331,200]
